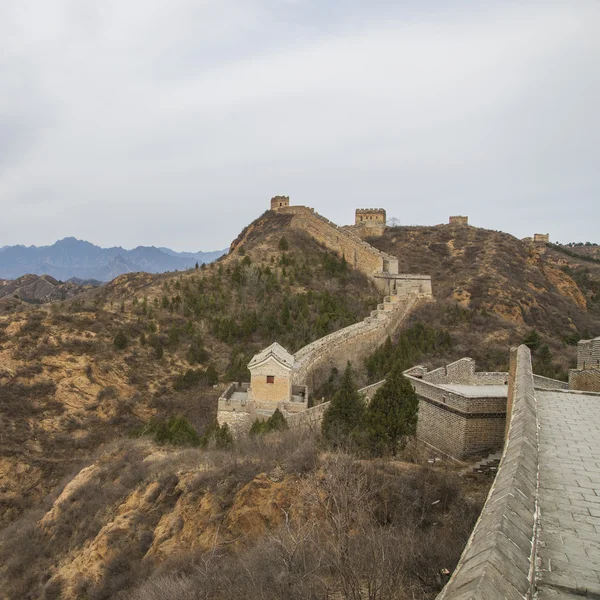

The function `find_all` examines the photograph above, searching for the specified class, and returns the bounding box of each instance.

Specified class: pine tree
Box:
[522,329,541,350]
[365,363,419,456]
[322,363,366,444]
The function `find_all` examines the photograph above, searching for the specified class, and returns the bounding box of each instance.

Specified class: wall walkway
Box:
[436,345,539,600]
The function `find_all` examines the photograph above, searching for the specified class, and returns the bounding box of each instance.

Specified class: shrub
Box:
[249,409,288,437]
[173,366,218,391]
[522,329,541,350]
[136,416,200,447]
[114,331,128,350]
[199,420,234,449]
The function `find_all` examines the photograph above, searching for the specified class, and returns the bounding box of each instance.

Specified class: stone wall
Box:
[436,345,539,600]
[279,205,399,277]
[532,374,569,390]
[285,381,385,431]
[576,337,600,370]
[533,233,550,245]
[569,368,600,393]
[408,375,507,459]
[292,294,422,394]
[449,216,468,226]
[405,358,508,386]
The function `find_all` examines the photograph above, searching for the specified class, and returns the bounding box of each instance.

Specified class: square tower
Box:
[355,208,386,225]
[271,196,290,210]
[449,216,469,226]
[247,342,295,406]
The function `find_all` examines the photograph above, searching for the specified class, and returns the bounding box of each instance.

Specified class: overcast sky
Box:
[1,1,599,251]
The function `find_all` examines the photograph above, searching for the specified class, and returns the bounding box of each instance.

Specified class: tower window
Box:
[267,375,275,384]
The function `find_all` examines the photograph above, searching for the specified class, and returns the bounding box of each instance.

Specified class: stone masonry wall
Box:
[436,345,539,600]
[279,205,399,277]
[569,368,600,393]
[285,381,385,431]
[532,374,570,390]
[407,375,507,459]
[405,358,508,386]
[292,294,422,394]
[576,337,600,370]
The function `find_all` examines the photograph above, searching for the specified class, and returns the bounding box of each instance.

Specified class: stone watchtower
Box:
[271,196,290,211]
[356,208,386,225]
[533,233,550,245]
[449,216,469,226]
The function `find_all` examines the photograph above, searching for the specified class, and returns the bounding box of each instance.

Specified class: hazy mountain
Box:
[0,237,227,281]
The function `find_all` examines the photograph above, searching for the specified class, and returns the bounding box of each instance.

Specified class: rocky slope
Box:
[0,433,489,600]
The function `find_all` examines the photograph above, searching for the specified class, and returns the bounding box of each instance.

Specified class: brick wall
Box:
[279,205,399,276]
[249,359,291,404]
[436,345,539,600]
[417,399,466,458]
[569,368,600,392]
[576,337,600,370]
[532,374,569,390]
[292,294,422,393]
[405,358,508,386]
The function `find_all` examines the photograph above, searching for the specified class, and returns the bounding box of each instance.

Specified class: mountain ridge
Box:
[0,237,227,281]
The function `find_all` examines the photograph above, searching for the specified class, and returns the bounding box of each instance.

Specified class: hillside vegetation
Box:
[0,430,489,600]
[0,214,379,526]
[368,224,600,377]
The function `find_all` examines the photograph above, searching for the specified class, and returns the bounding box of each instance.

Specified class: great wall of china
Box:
[217,198,433,431]
[218,197,600,598]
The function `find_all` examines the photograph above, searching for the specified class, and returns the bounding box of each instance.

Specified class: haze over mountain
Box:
[0,238,227,282]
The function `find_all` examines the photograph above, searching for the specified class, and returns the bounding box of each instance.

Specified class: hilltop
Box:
[0,208,599,598]
[367,224,600,375]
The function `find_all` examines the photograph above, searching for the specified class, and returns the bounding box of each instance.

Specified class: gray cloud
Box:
[0,0,598,250]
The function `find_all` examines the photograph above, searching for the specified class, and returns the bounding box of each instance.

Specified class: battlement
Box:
[270,196,290,210]
[449,215,468,226]
[533,233,550,245]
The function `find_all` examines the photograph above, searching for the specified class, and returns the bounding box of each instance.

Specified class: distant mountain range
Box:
[0,238,227,281]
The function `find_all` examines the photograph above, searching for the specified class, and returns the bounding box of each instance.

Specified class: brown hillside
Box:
[0,432,489,600]
[0,212,379,526]
[363,225,600,372]
[0,210,597,598]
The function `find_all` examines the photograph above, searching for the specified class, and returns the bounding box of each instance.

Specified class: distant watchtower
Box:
[271,196,290,211]
[356,208,386,225]
[449,216,469,226]
[533,233,550,245]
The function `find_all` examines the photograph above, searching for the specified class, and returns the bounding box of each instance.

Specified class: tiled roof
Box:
[248,342,295,370]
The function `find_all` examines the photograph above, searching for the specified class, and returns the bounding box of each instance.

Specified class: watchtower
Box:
[449,216,469,226]
[271,196,290,211]
[356,208,386,225]
[533,233,550,245]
